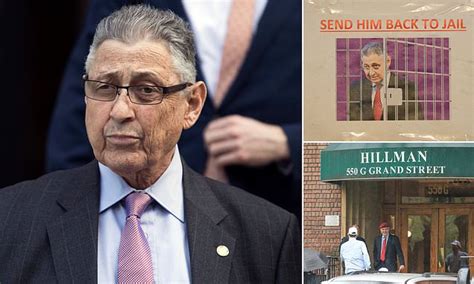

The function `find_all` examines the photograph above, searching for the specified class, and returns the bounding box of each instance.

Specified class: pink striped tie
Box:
[118,192,154,283]
[214,0,255,107]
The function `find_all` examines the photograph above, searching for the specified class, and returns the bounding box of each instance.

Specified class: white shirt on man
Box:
[182,0,268,96]
[340,237,371,274]
[97,146,191,283]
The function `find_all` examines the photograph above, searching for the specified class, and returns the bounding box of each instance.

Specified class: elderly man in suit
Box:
[46,0,301,218]
[373,222,405,272]
[349,41,423,121]
[0,5,300,283]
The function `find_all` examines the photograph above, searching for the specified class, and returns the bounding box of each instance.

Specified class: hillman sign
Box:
[320,144,474,181]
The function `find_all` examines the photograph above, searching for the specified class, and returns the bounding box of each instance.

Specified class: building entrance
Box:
[400,207,473,273]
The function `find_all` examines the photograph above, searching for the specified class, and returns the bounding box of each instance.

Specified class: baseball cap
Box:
[348,227,358,236]
[379,222,390,229]
[451,240,462,248]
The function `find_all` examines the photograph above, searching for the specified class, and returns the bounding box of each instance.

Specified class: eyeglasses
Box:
[83,75,192,105]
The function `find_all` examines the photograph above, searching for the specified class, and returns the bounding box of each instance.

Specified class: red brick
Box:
[304,143,342,265]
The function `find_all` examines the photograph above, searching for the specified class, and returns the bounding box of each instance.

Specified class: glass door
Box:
[401,209,438,273]
[439,208,473,273]
[401,207,473,273]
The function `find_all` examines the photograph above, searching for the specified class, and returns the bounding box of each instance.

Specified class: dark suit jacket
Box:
[349,74,423,121]
[373,234,405,272]
[0,161,301,283]
[45,0,301,217]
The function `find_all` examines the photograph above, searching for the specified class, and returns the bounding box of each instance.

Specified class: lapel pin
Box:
[216,245,229,257]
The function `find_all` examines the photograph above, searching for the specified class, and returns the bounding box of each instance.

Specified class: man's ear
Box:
[183,81,207,129]
[386,55,391,69]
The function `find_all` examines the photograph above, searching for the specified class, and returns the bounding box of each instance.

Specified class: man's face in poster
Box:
[361,53,391,84]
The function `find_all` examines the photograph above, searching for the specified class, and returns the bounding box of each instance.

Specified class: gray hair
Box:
[85,5,196,83]
[360,41,384,58]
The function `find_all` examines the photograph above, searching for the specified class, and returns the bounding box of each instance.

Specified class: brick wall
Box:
[304,143,342,257]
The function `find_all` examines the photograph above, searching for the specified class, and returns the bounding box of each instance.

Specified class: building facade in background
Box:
[304,143,474,275]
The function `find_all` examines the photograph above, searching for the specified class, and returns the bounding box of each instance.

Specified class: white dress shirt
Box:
[98,146,191,283]
[380,234,389,257]
[182,0,268,96]
[340,237,371,274]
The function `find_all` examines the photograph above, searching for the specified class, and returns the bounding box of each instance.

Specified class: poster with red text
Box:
[305,0,473,141]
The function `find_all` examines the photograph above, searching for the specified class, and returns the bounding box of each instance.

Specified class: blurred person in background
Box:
[46,0,302,218]
[445,240,468,273]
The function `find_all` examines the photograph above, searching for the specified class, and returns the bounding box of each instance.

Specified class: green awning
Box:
[321,143,474,182]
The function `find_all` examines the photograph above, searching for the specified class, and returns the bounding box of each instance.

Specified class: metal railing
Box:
[304,256,341,284]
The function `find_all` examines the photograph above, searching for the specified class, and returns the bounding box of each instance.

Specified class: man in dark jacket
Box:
[0,6,300,283]
[373,222,405,272]
[349,41,423,121]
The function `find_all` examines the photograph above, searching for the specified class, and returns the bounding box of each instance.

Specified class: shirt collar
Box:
[98,146,185,222]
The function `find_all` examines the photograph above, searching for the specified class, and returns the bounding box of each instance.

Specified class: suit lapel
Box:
[388,72,396,88]
[46,162,100,283]
[182,163,236,283]
[387,235,394,256]
[45,157,236,282]
[362,80,373,120]
[375,236,381,259]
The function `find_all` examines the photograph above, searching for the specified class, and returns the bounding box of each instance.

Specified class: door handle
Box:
[438,247,445,268]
